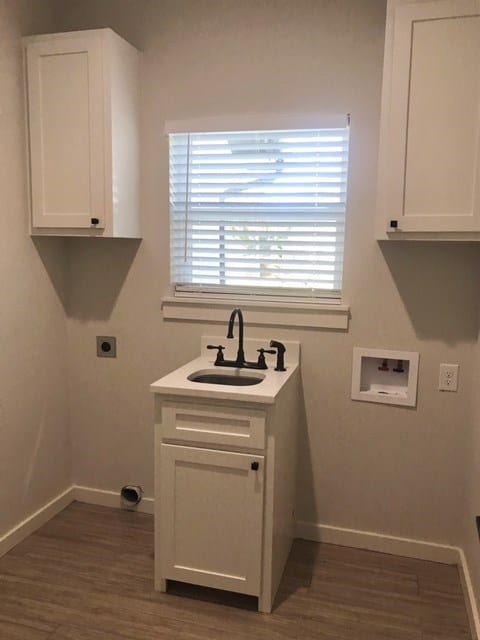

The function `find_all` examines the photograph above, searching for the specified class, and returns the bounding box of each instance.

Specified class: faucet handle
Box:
[256,348,276,369]
[207,344,225,366]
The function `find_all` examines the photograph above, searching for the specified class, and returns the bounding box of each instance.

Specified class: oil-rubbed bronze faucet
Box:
[227,307,245,367]
[207,309,288,371]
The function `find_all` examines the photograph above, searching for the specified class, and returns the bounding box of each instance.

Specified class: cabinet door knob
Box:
[251,461,259,471]
[91,217,100,225]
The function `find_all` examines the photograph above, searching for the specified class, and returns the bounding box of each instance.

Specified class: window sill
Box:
[162,296,350,330]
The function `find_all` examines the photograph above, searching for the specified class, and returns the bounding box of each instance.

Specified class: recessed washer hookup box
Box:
[351,347,419,407]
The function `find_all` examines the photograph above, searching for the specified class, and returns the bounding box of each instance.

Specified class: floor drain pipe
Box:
[121,485,143,509]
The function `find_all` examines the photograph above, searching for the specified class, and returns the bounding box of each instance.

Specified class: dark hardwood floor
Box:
[0,502,472,639]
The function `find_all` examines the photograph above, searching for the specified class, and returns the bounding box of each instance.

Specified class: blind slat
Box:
[171,238,344,245]
[171,217,345,222]
[171,238,344,246]
[172,255,343,265]
[170,204,346,211]
[171,246,344,254]
[171,161,348,172]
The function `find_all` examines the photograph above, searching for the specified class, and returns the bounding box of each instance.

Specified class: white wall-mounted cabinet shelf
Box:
[351,347,419,407]
[23,29,141,238]
[376,0,480,240]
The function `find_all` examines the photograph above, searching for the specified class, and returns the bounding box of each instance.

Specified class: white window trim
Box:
[162,295,349,330]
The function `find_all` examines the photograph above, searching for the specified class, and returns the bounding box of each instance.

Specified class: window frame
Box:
[164,114,351,329]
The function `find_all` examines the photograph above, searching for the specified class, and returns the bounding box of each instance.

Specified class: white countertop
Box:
[150,338,299,405]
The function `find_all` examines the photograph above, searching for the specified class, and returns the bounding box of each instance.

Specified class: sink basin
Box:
[188,369,265,386]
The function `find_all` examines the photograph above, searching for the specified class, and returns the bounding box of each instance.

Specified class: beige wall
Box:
[0,0,71,535]
[462,328,480,609]
[55,0,480,548]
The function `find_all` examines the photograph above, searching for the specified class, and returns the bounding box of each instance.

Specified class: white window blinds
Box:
[169,125,349,299]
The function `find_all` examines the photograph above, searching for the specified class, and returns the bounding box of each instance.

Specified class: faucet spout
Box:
[227,308,245,367]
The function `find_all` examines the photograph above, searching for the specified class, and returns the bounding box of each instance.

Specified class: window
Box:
[169,119,349,302]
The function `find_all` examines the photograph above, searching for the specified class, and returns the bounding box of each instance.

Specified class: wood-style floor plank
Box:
[0,619,52,640]
[50,625,138,640]
[0,502,472,640]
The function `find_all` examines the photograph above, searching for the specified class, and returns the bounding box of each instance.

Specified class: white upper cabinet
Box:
[376,0,480,239]
[24,29,141,238]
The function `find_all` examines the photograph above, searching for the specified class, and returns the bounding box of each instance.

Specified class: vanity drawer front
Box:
[162,401,266,449]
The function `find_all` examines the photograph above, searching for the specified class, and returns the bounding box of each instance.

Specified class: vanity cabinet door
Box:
[158,444,264,596]
[377,0,480,236]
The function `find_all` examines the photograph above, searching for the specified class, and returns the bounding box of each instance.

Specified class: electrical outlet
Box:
[439,363,459,392]
[96,336,116,358]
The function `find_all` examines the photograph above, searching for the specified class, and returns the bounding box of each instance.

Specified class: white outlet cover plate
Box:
[439,363,459,392]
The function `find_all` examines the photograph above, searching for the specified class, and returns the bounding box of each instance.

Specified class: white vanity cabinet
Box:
[23,29,140,238]
[152,360,299,613]
[376,0,480,239]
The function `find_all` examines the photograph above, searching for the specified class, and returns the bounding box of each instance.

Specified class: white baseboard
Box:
[0,484,154,560]
[459,548,480,640]
[295,520,460,564]
[296,520,480,640]
[0,486,74,558]
[73,485,154,514]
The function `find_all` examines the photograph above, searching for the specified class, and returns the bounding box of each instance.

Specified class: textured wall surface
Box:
[463,333,480,612]
[55,0,480,549]
[0,0,71,535]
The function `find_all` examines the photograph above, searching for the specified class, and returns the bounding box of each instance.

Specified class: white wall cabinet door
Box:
[159,443,264,596]
[26,34,106,230]
[378,0,480,237]
[24,29,140,238]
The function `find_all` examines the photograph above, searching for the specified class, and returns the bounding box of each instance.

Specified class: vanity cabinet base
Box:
[153,371,299,613]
